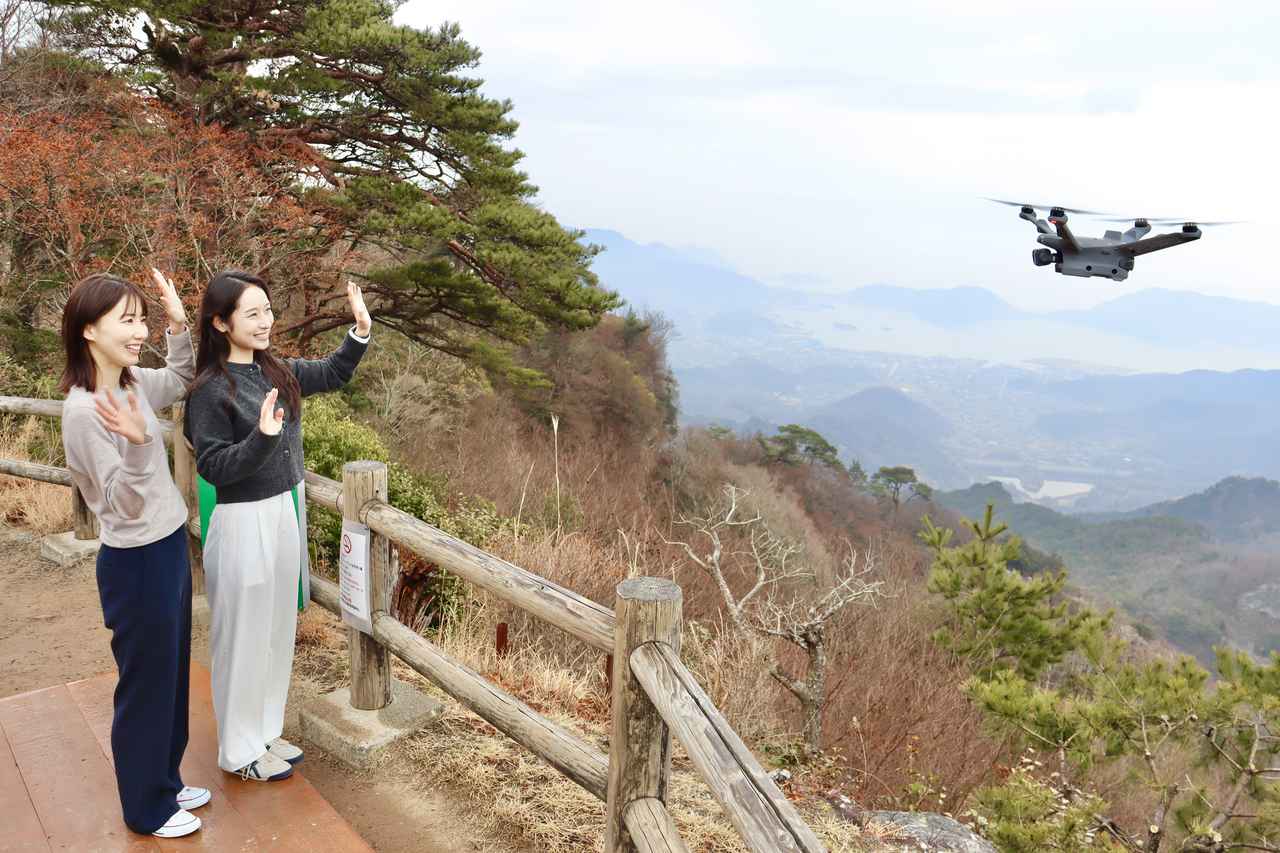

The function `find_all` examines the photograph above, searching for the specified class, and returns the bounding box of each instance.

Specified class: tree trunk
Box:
[803,638,826,754]
[1143,784,1177,853]
[802,698,821,756]
[0,197,13,290]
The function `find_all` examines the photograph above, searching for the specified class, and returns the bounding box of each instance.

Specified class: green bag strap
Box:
[197,474,216,547]
[289,484,304,611]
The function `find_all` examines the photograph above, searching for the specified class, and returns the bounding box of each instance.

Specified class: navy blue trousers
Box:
[96,524,192,834]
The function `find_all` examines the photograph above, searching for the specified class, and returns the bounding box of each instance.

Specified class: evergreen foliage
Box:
[928,505,1280,852]
[38,0,621,375]
[301,393,505,628]
[922,504,1109,681]
[968,752,1115,852]
[759,424,842,469]
[872,464,931,511]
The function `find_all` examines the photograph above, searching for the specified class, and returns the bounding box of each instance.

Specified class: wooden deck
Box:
[0,664,373,853]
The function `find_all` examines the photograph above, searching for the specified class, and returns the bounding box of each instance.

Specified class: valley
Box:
[583,228,1280,662]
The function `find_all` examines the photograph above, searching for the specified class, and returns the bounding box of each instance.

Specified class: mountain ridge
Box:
[934,475,1279,662]
[583,228,1280,367]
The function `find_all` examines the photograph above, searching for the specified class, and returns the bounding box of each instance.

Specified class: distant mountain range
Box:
[583,228,1280,510]
[935,476,1280,662]
[805,387,965,486]
[583,228,1280,372]
[580,228,1280,660]
[835,283,1280,351]
[937,475,1280,550]
[1095,476,1280,542]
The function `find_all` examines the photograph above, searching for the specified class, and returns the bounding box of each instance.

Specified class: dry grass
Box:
[288,611,337,681]
[291,581,894,851]
[487,528,633,615]
[681,616,779,745]
[400,392,667,544]
[401,703,894,853]
[0,419,73,534]
[396,409,1012,811]
[372,379,1019,825]
[398,603,887,851]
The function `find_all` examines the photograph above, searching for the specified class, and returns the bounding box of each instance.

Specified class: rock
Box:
[825,793,996,853]
[864,811,997,853]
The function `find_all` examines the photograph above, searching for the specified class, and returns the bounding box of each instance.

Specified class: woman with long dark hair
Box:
[185,270,371,781]
[59,269,208,838]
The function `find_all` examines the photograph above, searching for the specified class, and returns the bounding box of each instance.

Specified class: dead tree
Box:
[664,484,884,754]
[0,0,39,62]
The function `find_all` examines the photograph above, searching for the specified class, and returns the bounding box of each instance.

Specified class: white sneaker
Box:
[266,736,304,765]
[231,751,293,782]
[177,786,211,810]
[153,809,201,838]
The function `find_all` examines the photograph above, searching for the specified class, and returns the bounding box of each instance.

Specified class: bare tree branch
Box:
[663,483,886,752]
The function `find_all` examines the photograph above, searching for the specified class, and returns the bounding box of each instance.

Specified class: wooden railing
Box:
[0,395,826,853]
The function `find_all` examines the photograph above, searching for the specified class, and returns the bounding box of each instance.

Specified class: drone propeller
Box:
[1156,219,1241,227]
[986,198,1111,216]
[1101,217,1243,227]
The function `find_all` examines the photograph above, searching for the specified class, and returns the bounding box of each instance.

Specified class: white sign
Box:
[339,520,373,635]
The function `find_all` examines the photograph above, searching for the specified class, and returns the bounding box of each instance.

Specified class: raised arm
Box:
[137,327,196,411]
[135,268,194,410]
[289,330,369,397]
[187,384,284,487]
[62,401,154,520]
[289,281,372,397]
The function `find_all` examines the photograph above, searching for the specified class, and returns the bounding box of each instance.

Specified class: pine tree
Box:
[927,505,1280,852]
[759,424,841,469]
[922,504,1108,681]
[43,0,620,375]
[872,465,931,513]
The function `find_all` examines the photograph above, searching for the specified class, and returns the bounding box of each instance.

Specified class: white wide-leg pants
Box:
[205,487,302,772]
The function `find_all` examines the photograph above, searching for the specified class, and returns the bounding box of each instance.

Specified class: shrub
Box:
[301,395,507,629]
[0,352,64,464]
[969,754,1116,852]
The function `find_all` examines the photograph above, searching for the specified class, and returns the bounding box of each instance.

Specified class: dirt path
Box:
[0,523,519,853]
[0,527,117,698]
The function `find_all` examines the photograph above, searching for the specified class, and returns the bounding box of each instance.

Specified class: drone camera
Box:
[1032,248,1055,267]
[1182,223,1199,234]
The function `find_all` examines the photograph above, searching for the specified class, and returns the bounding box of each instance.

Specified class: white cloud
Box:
[396,0,1280,311]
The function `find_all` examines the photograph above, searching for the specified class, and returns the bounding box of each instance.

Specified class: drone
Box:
[988,198,1237,282]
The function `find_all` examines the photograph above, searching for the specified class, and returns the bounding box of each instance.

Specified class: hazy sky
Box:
[399,1,1278,312]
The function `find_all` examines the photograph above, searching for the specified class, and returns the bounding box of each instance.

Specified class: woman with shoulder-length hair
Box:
[59,269,209,838]
[185,270,371,782]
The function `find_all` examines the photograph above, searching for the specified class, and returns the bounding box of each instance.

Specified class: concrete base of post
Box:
[299,678,443,769]
[40,530,100,566]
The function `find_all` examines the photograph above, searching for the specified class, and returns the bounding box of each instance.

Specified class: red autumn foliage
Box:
[0,66,348,348]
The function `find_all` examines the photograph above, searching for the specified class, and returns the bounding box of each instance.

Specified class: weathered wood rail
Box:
[0,395,827,853]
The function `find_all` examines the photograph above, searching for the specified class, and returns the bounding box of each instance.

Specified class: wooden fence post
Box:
[170,403,204,594]
[71,485,98,540]
[605,577,683,852]
[343,460,392,710]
